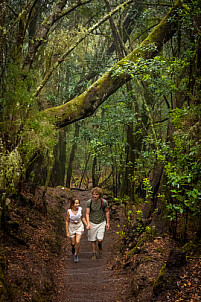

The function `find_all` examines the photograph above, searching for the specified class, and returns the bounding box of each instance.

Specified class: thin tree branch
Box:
[6,3,18,17]
[24,0,40,33]
[154,117,169,124]
[163,95,171,109]
[59,0,92,19]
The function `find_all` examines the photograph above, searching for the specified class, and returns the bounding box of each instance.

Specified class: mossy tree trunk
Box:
[66,123,80,188]
[50,128,67,186]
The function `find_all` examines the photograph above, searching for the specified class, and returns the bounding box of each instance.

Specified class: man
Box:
[86,187,110,260]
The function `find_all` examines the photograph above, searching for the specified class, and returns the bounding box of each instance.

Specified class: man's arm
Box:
[105,208,110,230]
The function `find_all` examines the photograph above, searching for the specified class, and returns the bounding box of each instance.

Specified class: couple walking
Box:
[65,187,110,263]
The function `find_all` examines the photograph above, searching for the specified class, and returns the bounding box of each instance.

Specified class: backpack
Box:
[90,198,105,211]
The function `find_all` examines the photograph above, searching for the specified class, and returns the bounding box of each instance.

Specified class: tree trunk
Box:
[92,156,98,188]
[50,129,66,186]
[79,153,90,189]
[124,123,135,197]
[66,123,80,188]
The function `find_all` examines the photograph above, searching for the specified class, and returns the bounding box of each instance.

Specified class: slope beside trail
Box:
[51,189,132,302]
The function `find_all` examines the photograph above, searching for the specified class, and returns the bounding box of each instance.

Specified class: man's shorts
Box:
[88,221,106,241]
[68,221,84,238]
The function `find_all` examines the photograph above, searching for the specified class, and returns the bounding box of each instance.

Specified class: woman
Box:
[66,198,88,263]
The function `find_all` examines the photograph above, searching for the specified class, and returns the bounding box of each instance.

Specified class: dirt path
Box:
[51,190,132,302]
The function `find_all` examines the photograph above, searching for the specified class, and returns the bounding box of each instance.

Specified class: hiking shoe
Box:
[98,243,103,254]
[92,252,97,260]
[74,255,79,263]
[72,245,75,255]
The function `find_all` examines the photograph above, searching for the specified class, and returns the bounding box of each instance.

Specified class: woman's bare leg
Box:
[74,234,82,256]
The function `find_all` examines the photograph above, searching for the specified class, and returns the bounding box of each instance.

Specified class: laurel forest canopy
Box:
[0,0,201,239]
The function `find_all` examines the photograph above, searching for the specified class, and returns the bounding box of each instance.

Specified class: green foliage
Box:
[0,63,57,194]
[1,64,36,139]
[163,106,201,223]
[170,107,188,129]
[76,93,133,184]
[0,148,22,193]
[21,114,57,166]
[116,224,126,239]
[143,178,153,200]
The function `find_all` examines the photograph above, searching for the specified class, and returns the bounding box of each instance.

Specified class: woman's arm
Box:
[85,207,91,229]
[65,211,70,238]
[81,208,88,227]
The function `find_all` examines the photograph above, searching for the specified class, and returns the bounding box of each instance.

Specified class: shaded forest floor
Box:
[0,186,201,301]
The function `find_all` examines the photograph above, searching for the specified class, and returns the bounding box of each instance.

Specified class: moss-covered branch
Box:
[42,0,183,128]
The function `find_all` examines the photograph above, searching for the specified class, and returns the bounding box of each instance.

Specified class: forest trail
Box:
[51,190,131,302]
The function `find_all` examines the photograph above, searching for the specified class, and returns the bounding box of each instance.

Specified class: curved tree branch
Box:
[42,0,183,129]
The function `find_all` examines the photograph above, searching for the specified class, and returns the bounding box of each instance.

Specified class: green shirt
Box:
[86,198,108,224]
